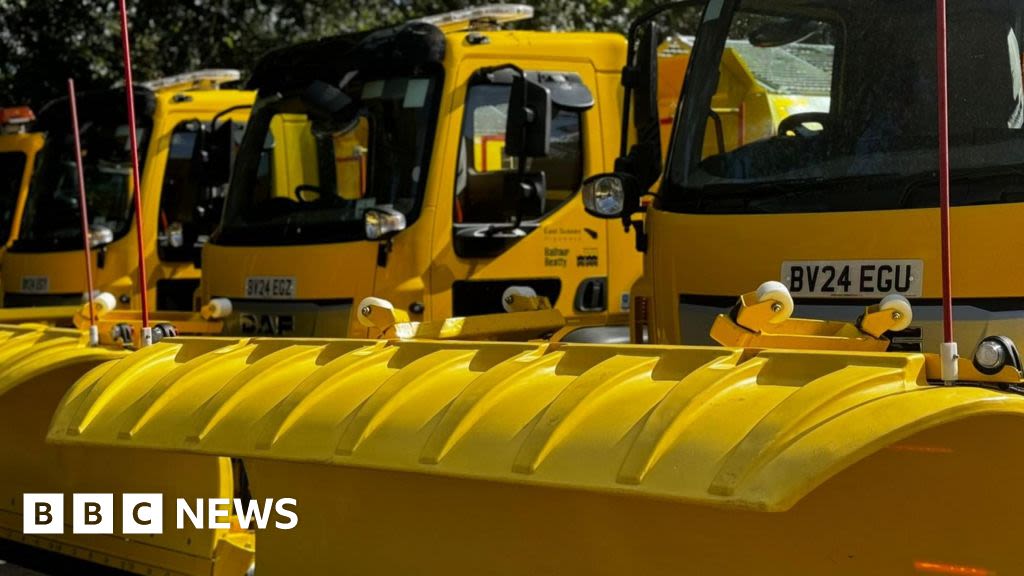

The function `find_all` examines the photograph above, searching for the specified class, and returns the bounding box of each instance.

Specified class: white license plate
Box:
[782,260,923,298]
[245,276,297,299]
[20,276,49,294]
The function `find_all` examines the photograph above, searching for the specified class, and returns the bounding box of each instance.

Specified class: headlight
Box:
[364,207,407,241]
[89,225,114,248]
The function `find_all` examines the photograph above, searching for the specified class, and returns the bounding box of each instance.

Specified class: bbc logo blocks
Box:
[24,493,163,535]
[23,493,297,534]
[22,494,63,535]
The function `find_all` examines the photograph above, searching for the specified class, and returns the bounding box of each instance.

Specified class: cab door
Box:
[431,61,610,320]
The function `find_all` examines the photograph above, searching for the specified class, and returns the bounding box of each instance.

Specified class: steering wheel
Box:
[778,112,830,138]
[294,184,323,203]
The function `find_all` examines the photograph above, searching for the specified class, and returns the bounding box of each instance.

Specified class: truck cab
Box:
[1,72,254,312]
[199,6,640,339]
[0,107,43,266]
[588,0,1024,363]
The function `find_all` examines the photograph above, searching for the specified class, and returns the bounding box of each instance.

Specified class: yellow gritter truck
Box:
[595,0,1024,362]
[0,107,43,269]
[197,5,642,341]
[1,72,254,315]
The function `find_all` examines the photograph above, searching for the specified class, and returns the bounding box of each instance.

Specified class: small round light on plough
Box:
[973,336,1023,376]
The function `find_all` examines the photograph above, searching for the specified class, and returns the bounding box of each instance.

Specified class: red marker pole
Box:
[67,79,100,346]
[935,0,957,382]
[116,0,152,346]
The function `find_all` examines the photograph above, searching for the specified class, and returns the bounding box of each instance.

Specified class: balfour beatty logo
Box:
[23,494,298,534]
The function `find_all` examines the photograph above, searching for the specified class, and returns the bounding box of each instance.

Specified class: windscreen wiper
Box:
[899,164,1024,208]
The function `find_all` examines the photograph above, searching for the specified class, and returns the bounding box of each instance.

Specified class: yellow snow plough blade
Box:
[47,335,1024,575]
[0,325,254,576]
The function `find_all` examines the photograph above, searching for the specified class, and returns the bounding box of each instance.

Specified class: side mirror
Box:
[505,74,551,159]
[201,120,236,189]
[618,21,662,190]
[504,74,551,229]
[582,173,641,220]
[364,207,407,241]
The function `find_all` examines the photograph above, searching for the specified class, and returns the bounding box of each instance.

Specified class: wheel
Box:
[502,286,538,312]
[755,280,794,324]
[357,296,393,327]
[879,294,913,332]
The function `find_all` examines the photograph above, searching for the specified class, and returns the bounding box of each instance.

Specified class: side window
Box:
[454,81,583,225]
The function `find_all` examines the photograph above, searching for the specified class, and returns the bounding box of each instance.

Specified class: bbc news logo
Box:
[24,494,298,534]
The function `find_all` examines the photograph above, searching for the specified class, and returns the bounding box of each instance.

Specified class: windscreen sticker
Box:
[403,79,431,109]
[703,0,725,23]
[362,80,384,100]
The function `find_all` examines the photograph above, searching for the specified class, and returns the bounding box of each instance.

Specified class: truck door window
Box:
[0,151,27,243]
[454,82,583,224]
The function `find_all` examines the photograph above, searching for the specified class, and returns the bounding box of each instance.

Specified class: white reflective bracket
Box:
[941,342,959,384]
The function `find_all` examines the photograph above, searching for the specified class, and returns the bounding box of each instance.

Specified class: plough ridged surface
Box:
[48,336,1024,511]
[0,324,125,398]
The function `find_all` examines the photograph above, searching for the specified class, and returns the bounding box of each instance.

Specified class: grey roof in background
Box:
[728,40,834,96]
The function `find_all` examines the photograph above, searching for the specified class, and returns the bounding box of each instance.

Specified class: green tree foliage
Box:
[0,0,673,108]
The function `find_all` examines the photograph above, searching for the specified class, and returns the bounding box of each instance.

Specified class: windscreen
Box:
[17,118,151,250]
[0,151,27,243]
[217,72,441,246]
[666,0,1024,213]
